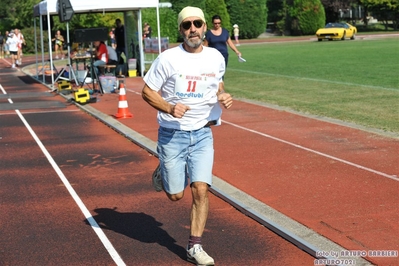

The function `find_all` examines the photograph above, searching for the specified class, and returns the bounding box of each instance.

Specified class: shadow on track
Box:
[85,207,187,260]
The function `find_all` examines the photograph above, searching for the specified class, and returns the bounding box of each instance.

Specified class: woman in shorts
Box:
[6,31,19,68]
[52,30,65,59]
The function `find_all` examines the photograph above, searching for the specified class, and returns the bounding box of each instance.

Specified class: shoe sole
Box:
[187,257,214,266]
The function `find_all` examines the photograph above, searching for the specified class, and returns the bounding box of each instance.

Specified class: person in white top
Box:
[6,31,19,68]
[14,29,25,65]
[233,24,240,46]
[142,6,232,266]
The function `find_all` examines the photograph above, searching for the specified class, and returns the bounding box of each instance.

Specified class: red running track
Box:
[15,47,399,265]
[86,77,399,266]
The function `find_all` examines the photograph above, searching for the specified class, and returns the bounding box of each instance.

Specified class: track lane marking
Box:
[0,84,126,266]
[223,120,399,182]
[127,87,398,181]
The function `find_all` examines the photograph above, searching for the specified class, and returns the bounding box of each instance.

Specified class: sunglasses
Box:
[181,19,204,30]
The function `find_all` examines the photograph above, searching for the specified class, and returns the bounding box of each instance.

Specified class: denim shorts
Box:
[157,126,214,194]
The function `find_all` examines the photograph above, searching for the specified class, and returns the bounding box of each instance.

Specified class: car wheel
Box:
[318,38,322,42]
[351,34,356,40]
[341,32,346,40]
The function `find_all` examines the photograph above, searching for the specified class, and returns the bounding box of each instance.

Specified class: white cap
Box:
[233,24,238,28]
[178,6,206,29]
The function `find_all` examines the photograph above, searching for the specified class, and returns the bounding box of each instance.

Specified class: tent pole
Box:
[33,16,40,79]
[138,9,144,77]
[156,5,161,55]
[47,13,54,89]
[64,22,78,84]
[34,17,38,79]
[66,22,71,67]
[40,15,45,83]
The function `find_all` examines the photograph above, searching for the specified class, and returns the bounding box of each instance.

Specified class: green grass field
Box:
[225,37,399,135]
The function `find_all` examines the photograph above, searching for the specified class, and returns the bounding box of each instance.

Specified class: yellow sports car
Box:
[316,23,357,41]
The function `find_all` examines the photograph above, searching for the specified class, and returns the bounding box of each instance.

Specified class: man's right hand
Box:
[170,103,191,118]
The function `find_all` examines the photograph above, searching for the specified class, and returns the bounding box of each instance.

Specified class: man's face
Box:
[180,17,206,49]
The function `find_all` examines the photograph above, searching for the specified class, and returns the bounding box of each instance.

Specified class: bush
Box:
[291,0,325,35]
[20,27,50,55]
[226,0,268,39]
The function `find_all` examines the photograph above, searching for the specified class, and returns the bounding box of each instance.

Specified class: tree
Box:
[0,0,41,31]
[205,0,231,31]
[142,6,179,43]
[226,0,268,39]
[361,0,399,30]
[291,0,326,35]
[170,0,206,15]
[320,0,358,22]
[275,0,291,35]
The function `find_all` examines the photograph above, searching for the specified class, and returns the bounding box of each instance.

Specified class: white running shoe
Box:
[187,244,215,266]
[55,56,59,59]
[11,64,15,68]
[152,164,163,192]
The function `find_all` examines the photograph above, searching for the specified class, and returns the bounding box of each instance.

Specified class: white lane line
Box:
[1,84,126,266]
[0,109,80,116]
[0,84,8,95]
[223,120,399,182]
[228,68,399,92]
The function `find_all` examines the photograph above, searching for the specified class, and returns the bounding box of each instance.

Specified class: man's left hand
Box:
[218,93,233,109]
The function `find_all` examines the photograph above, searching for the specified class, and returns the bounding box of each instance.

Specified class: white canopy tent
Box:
[33,0,163,88]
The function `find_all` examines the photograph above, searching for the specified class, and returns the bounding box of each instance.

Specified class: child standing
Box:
[233,24,240,46]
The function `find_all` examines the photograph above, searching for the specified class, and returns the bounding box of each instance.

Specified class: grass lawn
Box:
[225,37,399,135]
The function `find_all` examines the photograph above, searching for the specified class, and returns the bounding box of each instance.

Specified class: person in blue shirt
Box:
[204,15,242,67]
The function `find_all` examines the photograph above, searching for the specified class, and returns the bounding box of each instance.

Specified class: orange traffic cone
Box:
[114,83,133,119]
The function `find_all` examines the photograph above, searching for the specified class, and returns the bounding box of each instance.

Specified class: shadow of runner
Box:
[18,75,41,85]
[85,207,187,260]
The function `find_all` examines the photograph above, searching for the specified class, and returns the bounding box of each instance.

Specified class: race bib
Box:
[174,72,212,99]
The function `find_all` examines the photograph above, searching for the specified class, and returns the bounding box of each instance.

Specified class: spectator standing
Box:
[109,27,116,49]
[204,15,241,67]
[114,18,125,62]
[143,22,152,38]
[6,30,19,68]
[52,30,64,59]
[142,6,233,266]
[233,24,240,46]
[3,31,10,58]
[0,31,4,58]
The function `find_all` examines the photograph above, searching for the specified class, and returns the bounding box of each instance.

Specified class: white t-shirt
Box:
[143,44,225,131]
[6,35,19,52]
